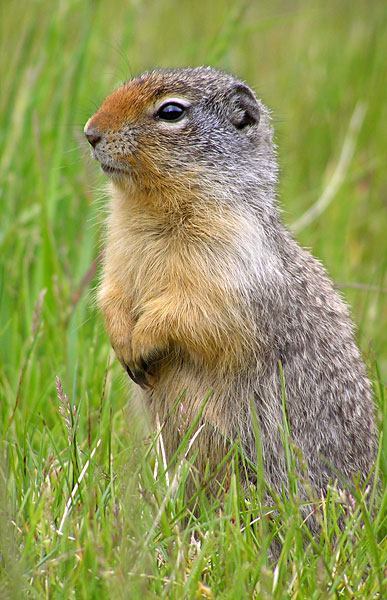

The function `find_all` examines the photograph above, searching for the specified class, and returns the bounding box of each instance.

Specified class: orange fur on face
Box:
[88,77,160,128]
[86,73,204,194]
[86,72,194,133]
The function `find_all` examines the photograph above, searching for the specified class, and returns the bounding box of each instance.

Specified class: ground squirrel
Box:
[85,67,376,501]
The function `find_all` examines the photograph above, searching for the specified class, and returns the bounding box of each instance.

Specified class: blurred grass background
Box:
[0,0,386,597]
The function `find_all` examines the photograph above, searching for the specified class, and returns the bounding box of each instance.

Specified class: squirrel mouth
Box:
[100,163,128,177]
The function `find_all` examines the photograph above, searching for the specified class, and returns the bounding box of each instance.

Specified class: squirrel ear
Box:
[227,84,260,130]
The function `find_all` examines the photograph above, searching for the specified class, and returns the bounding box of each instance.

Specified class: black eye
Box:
[156,102,186,122]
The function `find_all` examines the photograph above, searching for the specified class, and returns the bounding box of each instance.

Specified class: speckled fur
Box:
[85,67,376,502]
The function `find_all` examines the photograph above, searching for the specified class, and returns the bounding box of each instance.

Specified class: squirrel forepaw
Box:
[128,323,173,388]
[126,345,171,389]
[125,348,162,388]
[125,363,149,388]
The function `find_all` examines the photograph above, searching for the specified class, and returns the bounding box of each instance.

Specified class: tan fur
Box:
[99,180,253,464]
[99,176,258,374]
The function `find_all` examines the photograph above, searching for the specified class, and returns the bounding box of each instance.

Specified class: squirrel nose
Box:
[84,125,102,148]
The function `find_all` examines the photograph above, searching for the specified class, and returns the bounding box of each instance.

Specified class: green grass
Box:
[0,0,386,597]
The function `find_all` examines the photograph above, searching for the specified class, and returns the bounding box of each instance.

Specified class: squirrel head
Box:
[85,67,275,203]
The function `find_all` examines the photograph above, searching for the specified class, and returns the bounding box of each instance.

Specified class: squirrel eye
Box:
[156,102,186,122]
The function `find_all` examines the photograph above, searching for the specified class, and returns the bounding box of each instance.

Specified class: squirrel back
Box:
[85,67,377,501]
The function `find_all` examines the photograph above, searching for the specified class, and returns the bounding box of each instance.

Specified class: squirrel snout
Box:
[84,123,102,148]
[85,128,101,148]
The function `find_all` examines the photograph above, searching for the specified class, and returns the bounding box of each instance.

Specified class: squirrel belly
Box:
[85,67,377,496]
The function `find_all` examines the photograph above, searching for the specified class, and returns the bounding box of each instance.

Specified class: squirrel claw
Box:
[125,348,169,388]
[126,347,170,389]
[126,364,150,389]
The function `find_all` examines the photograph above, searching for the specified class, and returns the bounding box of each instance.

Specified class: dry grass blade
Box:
[6,288,47,432]
[291,101,367,234]
[57,438,102,535]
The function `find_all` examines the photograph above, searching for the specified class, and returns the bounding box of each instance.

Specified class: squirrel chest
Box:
[103,183,258,371]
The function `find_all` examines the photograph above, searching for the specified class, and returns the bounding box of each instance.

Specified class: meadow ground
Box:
[0,1,386,598]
